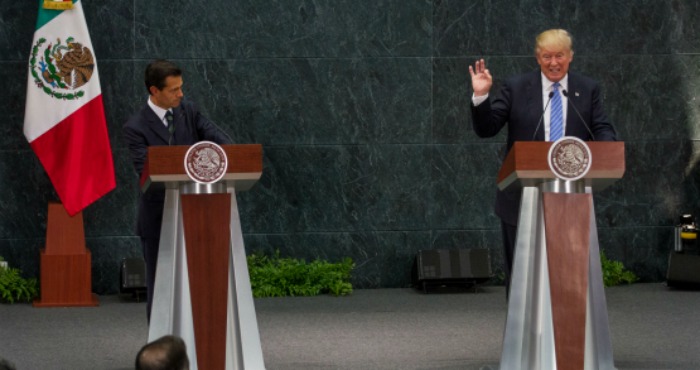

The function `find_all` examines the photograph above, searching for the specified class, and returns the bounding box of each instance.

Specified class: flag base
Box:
[33,202,99,308]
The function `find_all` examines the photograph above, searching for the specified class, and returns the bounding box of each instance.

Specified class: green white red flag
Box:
[24,0,115,216]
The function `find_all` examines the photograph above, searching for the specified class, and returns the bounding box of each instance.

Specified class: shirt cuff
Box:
[472,93,489,106]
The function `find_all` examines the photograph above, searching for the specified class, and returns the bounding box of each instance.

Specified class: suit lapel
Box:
[170,105,188,145]
[565,75,577,137]
[143,106,170,144]
[528,72,545,141]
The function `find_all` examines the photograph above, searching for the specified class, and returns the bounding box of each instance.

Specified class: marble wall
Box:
[1,0,698,293]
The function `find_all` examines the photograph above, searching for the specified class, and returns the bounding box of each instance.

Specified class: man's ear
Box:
[148,85,159,96]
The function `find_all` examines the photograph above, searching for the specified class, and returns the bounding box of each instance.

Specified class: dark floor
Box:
[0,283,698,370]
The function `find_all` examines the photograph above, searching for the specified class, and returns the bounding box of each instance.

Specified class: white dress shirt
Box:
[147,98,171,128]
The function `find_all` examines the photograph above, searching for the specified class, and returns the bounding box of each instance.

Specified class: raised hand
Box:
[469,59,492,97]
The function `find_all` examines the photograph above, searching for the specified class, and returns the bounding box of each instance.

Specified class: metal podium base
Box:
[499,181,616,370]
[149,182,265,370]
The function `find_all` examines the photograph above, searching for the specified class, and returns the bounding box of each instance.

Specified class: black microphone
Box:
[562,89,596,140]
[532,91,554,141]
[217,122,234,144]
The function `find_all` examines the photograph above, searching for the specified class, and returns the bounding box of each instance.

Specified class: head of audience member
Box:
[535,29,574,83]
[0,357,16,370]
[145,59,184,110]
[135,335,189,370]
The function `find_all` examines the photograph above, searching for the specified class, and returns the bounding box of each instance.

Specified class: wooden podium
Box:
[497,141,625,370]
[141,144,265,370]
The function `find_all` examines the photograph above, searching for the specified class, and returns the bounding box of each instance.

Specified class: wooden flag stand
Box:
[33,201,98,307]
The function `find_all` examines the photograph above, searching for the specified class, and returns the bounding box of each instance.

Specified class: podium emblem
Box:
[184,141,228,184]
[548,136,592,181]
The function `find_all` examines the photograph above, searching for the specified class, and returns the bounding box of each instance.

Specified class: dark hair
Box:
[135,335,189,370]
[0,357,16,370]
[145,59,182,95]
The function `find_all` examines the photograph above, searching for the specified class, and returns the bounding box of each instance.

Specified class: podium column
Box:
[499,181,616,370]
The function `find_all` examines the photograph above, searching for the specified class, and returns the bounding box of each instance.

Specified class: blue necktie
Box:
[550,82,563,141]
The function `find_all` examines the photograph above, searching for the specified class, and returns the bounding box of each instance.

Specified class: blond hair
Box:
[535,29,573,55]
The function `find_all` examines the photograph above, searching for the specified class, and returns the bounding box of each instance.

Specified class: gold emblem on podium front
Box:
[548,137,592,181]
[184,141,228,184]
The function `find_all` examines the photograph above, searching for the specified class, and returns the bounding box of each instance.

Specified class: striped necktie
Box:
[165,110,174,134]
[165,110,175,145]
[550,82,563,141]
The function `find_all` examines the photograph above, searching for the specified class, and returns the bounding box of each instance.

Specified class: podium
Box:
[141,144,265,370]
[497,141,625,370]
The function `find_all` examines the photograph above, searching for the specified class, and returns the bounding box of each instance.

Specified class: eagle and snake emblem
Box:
[548,138,592,180]
[185,142,228,184]
[29,36,94,100]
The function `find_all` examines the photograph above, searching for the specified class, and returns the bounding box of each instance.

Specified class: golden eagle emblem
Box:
[29,36,94,100]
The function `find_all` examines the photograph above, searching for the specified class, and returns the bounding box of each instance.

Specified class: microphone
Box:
[220,128,234,144]
[562,89,596,140]
[216,119,234,144]
[532,91,554,141]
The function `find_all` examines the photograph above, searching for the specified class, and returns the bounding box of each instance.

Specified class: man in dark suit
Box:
[124,59,232,321]
[469,29,617,293]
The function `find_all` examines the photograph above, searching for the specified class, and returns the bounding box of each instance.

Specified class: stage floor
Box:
[0,283,698,369]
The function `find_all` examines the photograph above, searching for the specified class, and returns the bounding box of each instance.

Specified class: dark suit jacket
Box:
[471,71,617,225]
[123,99,232,238]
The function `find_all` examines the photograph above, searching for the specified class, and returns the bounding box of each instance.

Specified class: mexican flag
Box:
[24,0,115,216]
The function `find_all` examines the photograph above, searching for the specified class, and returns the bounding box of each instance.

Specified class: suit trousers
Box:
[501,221,517,298]
[141,236,160,323]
